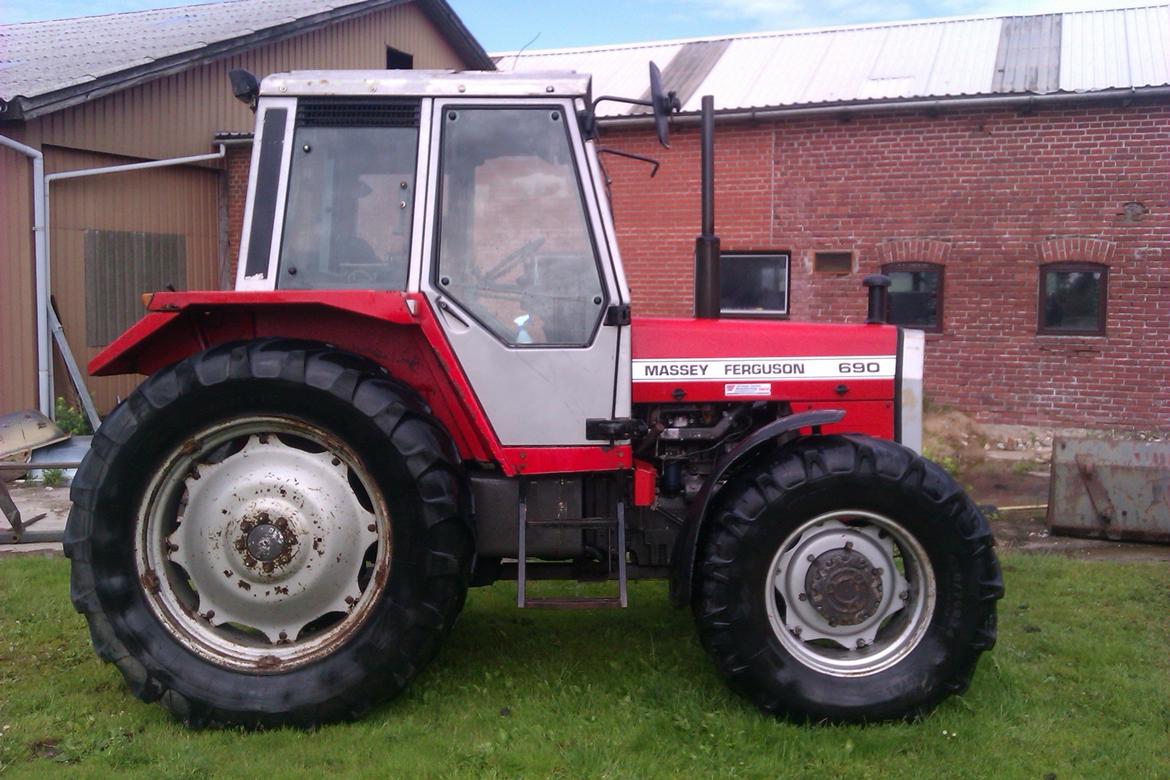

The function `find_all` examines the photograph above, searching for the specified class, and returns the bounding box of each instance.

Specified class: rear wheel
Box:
[693,435,1002,722]
[65,340,473,727]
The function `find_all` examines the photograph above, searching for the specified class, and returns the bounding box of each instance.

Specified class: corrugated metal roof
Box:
[0,0,492,112]
[1061,4,1170,89]
[495,5,1170,117]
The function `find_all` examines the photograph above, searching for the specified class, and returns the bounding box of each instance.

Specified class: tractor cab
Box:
[236,71,628,446]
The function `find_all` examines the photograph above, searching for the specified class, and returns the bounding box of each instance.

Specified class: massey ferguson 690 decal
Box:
[632,356,897,382]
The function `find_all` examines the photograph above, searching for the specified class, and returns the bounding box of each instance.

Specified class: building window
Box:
[883,262,943,332]
[814,251,852,274]
[386,47,414,69]
[1039,263,1107,335]
[720,252,789,316]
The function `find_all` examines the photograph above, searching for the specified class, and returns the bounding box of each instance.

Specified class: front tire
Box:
[64,340,473,728]
[693,435,1002,722]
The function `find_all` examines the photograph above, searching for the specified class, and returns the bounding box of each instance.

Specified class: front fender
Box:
[668,409,846,608]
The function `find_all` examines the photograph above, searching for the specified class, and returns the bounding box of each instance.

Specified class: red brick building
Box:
[501,7,1170,430]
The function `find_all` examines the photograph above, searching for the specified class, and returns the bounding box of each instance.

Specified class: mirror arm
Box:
[583,96,657,140]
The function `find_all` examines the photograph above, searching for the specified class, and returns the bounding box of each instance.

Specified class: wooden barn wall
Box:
[44,146,221,412]
[0,1,476,415]
[0,145,38,412]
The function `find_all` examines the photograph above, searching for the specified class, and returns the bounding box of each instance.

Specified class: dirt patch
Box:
[989,508,1170,563]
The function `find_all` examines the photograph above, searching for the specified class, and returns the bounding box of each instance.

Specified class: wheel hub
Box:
[243,520,291,563]
[805,547,883,626]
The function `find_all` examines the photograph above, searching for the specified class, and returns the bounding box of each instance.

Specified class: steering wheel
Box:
[481,237,545,286]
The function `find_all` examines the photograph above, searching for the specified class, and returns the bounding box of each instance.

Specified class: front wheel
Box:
[693,435,1002,722]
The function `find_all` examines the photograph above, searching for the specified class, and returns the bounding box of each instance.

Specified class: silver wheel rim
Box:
[134,415,389,672]
[765,510,936,677]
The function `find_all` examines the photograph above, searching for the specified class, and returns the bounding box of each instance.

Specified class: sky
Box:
[0,0,1141,48]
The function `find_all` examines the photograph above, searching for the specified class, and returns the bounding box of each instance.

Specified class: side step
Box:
[517,483,628,609]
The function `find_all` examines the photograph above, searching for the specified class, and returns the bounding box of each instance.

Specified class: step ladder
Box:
[516,482,628,609]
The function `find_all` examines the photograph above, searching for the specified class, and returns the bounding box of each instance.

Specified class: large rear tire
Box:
[693,435,1002,722]
[64,340,473,728]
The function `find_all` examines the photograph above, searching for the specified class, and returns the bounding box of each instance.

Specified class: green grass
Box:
[1,555,1167,779]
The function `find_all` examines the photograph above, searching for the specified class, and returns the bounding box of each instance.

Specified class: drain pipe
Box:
[0,135,51,417]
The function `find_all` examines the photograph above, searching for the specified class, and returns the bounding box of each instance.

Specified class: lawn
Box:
[1,554,1167,779]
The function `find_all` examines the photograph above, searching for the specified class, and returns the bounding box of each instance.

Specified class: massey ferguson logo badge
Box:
[632,356,896,382]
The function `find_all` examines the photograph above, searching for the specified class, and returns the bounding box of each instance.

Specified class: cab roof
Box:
[260,69,593,100]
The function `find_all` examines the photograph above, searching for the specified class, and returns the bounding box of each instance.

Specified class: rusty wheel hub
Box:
[804,547,884,627]
[244,520,290,563]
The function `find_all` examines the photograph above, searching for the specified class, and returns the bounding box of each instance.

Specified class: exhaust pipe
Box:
[864,274,892,324]
[694,95,720,319]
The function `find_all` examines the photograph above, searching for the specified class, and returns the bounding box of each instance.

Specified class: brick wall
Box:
[225,144,251,282]
[600,100,1170,430]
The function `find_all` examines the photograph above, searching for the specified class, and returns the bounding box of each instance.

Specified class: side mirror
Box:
[229,69,260,111]
[648,62,681,148]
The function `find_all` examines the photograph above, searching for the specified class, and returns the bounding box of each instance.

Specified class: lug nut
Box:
[798,592,807,601]
[844,541,853,551]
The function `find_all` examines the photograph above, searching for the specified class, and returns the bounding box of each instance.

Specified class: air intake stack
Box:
[694,95,721,319]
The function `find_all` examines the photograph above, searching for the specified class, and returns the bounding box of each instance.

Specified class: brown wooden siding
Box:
[0,145,38,412]
[35,3,469,162]
[0,0,475,416]
[45,146,222,411]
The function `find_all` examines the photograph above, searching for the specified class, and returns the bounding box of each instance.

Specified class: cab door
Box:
[418,99,626,446]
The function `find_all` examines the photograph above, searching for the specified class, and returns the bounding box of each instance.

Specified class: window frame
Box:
[881,261,945,333]
[718,250,790,318]
[1037,262,1108,336]
[429,102,609,349]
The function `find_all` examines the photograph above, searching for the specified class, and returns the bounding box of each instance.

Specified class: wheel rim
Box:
[134,416,390,672]
[765,510,936,677]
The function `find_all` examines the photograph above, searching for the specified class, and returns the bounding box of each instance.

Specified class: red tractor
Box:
[65,65,1002,727]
